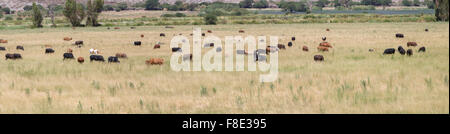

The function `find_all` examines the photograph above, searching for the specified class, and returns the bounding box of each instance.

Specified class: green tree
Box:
[145,0,160,10]
[239,0,254,8]
[86,0,103,26]
[316,0,330,8]
[24,5,33,11]
[435,0,449,21]
[1,7,11,14]
[413,0,421,6]
[424,0,434,9]
[32,2,43,28]
[204,14,218,25]
[254,0,269,8]
[64,0,85,27]
[116,2,128,10]
[281,1,307,13]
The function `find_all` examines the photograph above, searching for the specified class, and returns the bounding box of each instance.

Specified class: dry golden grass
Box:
[0,22,448,113]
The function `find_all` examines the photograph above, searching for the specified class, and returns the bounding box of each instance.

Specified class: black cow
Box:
[383,48,396,55]
[418,46,426,52]
[160,33,166,37]
[172,47,182,52]
[134,41,142,46]
[16,46,24,51]
[288,42,293,47]
[108,56,120,63]
[395,33,404,38]
[0,46,5,51]
[407,49,413,56]
[314,55,324,61]
[90,55,105,62]
[75,41,83,45]
[63,53,74,60]
[202,33,206,36]
[291,37,295,41]
[398,46,406,55]
[45,48,55,54]
[6,53,22,60]
[425,29,429,32]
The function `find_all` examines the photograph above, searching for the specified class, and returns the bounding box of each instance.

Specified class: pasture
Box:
[0,22,448,113]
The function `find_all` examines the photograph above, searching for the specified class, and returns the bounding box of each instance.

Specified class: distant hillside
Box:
[0,0,414,11]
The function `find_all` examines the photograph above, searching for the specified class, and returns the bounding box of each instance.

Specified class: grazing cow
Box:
[0,39,8,43]
[89,48,99,54]
[288,42,293,47]
[277,44,286,49]
[0,46,6,51]
[369,48,374,52]
[160,33,166,37]
[115,53,127,58]
[236,50,248,55]
[383,48,396,55]
[75,41,83,46]
[407,49,413,56]
[291,37,296,41]
[326,28,330,31]
[317,46,329,52]
[67,48,73,53]
[207,30,212,33]
[5,53,22,60]
[303,46,309,52]
[239,30,245,33]
[183,54,193,61]
[77,57,84,64]
[165,26,174,28]
[134,41,142,46]
[398,46,406,55]
[407,42,418,47]
[108,56,120,63]
[107,27,110,30]
[172,47,182,52]
[314,55,324,61]
[146,58,164,65]
[322,37,326,41]
[130,27,136,29]
[16,46,24,51]
[114,27,120,29]
[90,55,105,62]
[266,46,279,53]
[140,34,144,38]
[45,48,55,54]
[154,44,161,49]
[63,53,74,60]
[64,37,72,41]
[418,46,426,52]
[425,29,429,32]
[319,42,332,48]
[396,33,404,38]
[200,33,205,36]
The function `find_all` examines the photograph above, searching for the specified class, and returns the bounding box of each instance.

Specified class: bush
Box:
[16,17,23,20]
[2,7,11,14]
[116,2,128,10]
[104,5,114,11]
[204,14,218,25]
[175,13,186,17]
[5,16,13,21]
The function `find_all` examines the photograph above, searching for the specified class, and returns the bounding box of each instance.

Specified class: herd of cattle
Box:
[0,27,428,64]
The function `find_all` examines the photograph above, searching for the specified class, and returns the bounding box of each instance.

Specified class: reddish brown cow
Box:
[207,30,212,33]
[146,58,164,65]
[154,44,161,49]
[317,46,329,52]
[67,48,73,53]
[302,46,309,52]
[0,39,8,43]
[77,57,84,64]
[407,42,418,47]
[115,53,127,58]
[114,27,120,29]
[140,34,144,38]
[319,42,333,48]
[239,30,245,33]
[64,37,72,41]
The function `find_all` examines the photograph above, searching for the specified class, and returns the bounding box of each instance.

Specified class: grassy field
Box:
[0,22,448,113]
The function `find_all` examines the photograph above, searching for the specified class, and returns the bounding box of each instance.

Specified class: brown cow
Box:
[277,44,286,49]
[407,42,418,47]
[64,37,72,41]
[67,48,73,53]
[207,30,212,33]
[0,39,8,43]
[140,34,144,38]
[114,27,120,29]
[115,53,127,58]
[154,44,161,49]
[146,58,164,65]
[319,42,333,48]
[326,28,330,31]
[314,55,324,61]
[317,46,329,52]
[77,57,84,64]
[302,46,309,52]
[45,45,52,48]
[239,30,245,33]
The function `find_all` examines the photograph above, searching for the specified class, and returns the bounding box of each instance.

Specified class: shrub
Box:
[204,14,218,25]
[5,16,13,21]
[175,12,186,17]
